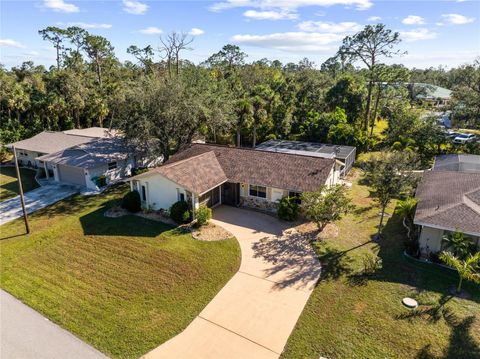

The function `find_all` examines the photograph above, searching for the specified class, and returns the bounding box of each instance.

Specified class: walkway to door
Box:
[143,206,321,358]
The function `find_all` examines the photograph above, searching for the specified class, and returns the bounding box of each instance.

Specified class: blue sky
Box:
[1,0,479,69]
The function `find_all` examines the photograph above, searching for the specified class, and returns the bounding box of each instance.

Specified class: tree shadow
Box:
[415,315,480,359]
[79,205,171,237]
[396,293,454,323]
[251,231,323,291]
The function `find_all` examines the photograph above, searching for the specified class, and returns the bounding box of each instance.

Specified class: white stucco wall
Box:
[132,173,189,211]
[13,149,45,167]
[419,226,445,254]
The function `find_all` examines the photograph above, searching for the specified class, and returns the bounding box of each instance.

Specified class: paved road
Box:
[143,206,321,359]
[0,184,78,225]
[0,290,108,359]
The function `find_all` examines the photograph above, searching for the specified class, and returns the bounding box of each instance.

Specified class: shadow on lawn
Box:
[80,205,171,237]
[415,315,480,359]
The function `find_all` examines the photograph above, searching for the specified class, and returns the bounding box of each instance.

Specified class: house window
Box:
[177,189,185,202]
[141,185,147,201]
[289,191,302,204]
[108,161,117,170]
[249,185,267,199]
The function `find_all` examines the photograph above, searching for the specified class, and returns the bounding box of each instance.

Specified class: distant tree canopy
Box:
[1,24,479,163]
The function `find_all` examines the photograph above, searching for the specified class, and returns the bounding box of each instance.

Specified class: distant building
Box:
[256,140,356,176]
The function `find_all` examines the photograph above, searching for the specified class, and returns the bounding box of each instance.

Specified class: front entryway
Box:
[199,186,221,208]
[221,182,239,206]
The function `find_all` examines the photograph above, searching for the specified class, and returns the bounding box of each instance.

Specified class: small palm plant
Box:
[395,198,417,239]
[442,231,474,259]
[439,251,480,294]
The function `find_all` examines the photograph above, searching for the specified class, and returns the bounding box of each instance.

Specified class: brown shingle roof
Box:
[150,151,228,195]
[414,170,480,235]
[166,143,335,193]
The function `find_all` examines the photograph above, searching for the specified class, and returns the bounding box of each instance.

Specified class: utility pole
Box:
[12,146,30,234]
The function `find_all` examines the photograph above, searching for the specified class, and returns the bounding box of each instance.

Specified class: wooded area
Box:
[1,24,479,162]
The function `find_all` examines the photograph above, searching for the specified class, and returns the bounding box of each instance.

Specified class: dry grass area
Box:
[0,185,240,359]
[282,169,480,359]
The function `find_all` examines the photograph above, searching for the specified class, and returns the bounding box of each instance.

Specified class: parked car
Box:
[453,133,477,144]
[445,130,459,139]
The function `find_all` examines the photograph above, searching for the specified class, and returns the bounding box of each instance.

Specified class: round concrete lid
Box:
[402,297,418,308]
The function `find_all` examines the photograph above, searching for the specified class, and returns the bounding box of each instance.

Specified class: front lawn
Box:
[282,170,480,359]
[0,166,39,200]
[0,185,241,359]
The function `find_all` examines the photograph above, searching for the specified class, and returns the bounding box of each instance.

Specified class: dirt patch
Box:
[192,222,233,241]
[294,221,339,241]
[104,206,177,226]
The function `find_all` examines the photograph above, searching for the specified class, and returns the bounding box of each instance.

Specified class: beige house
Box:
[414,170,480,256]
[129,143,342,213]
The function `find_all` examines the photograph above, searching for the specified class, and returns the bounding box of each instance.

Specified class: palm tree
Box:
[442,231,474,259]
[439,251,480,294]
[395,197,417,239]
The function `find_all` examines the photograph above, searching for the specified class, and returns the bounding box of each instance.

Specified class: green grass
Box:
[0,166,39,200]
[0,185,241,359]
[282,170,480,359]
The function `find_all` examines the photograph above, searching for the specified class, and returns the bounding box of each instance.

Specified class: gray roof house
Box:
[128,143,342,213]
[256,140,356,176]
[414,154,480,256]
[7,128,146,191]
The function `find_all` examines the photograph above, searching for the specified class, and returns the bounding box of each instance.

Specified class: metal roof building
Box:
[256,140,356,176]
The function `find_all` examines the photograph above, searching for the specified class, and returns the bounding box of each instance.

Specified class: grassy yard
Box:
[0,166,39,200]
[0,185,241,359]
[282,170,480,359]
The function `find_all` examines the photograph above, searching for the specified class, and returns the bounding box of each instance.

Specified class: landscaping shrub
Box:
[277,196,299,221]
[362,253,382,275]
[195,204,212,226]
[121,190,141,213]
[170,200,191,224]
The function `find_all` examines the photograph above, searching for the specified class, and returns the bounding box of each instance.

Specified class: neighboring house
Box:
[128,143,342,213]
[36,137,138,190]
[256,140,356,176]
[6,127,116,168]
[409,83,452,107]
[414,154,480,256]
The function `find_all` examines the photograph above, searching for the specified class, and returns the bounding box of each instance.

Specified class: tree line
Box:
[1,24,479,162]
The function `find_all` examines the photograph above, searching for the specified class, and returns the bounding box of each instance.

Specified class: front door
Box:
[222,182,239,206]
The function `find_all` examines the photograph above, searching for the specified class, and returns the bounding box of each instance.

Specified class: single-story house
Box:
[409,83,452,108]
[128,143,342,213]
[256,140,356,176]
[414,170,480,256]
[6,127,117,169]
[433,154,480,173]
[36,137,143,190]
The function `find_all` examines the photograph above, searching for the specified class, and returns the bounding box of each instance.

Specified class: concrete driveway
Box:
[0,290,107,359]
[0,184,78,225]
[143,206,321,359]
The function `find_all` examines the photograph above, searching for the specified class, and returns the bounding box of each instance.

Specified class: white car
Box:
[453,133,476,144]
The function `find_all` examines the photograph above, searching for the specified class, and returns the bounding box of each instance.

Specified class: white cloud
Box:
[400,28,437,42]
[298,21,362,33]
[367,16,381,21]
[210,0,373,12]
[66,22,112,29]
[441,13,475,25]
[123,0,148,15]
[0,39,26,48]
[43,0,79,13]
[232,31,343,52]
[139,27,163,35]
[402,15,425,25]
[243,9,298,20]
[189,28,205,36]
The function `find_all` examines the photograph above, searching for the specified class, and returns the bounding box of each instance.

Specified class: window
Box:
[249,185,267,199]
[108,161,117,170]
[141,185,147,201]
[288,191,302,204]
[177,189,185,202]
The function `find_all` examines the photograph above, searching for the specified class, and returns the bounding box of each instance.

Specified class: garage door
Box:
[58,164,86,187]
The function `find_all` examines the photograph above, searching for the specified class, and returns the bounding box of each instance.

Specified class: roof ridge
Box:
[159,151,216,170]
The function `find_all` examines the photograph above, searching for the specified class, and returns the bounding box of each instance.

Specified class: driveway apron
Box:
[143,206,321,359]
[0,184,78,225]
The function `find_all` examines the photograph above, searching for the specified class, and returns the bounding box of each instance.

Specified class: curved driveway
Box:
[143,206,321,359]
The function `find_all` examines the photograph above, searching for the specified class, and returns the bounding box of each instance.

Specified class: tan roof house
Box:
[414,157,480,256]
[128,143,342,213]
